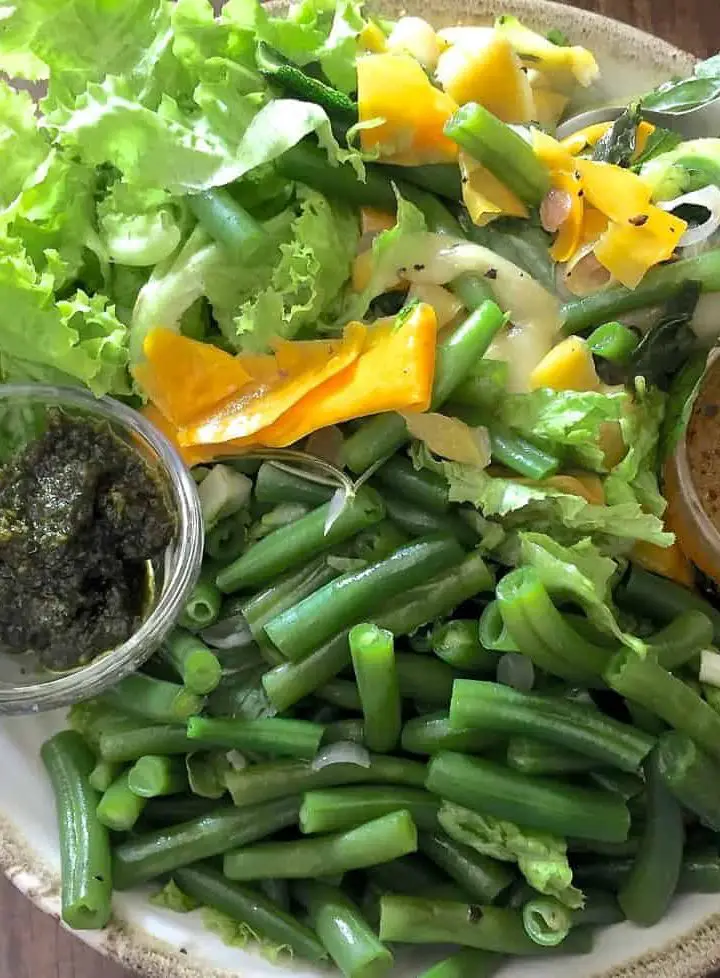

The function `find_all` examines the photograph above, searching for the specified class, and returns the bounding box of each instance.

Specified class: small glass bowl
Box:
[0,384,203,715]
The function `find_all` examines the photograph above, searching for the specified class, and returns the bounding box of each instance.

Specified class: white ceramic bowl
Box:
[3,4,716,978]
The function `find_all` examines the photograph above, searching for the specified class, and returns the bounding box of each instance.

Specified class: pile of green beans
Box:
[41,448,720,976]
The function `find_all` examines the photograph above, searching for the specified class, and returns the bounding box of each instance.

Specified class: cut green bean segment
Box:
[300,786,439,834]
[618,751,684,926]
[396,653,461,706]
[381,493,479,547]
[186,751,230,799]
[374,552,494,637]
[101,673,204,724]
[604,650,720,762]
[217,488,385,593]
[113,796,300,889]
[174,864,327,962]
[254,462,334,507]
[265,535,465,661]
[224,754,427,808]
[379,896,585,954]
[342,301,505,473]
[402,712,500,756]
[506,738,597,776]
[521,898,572,947]
[572,890,624,927]
[41,731,113,930]
[586,322,639,363]
[656,731,720,831]
[350,624,401,753]
[89,760,123,794]
[275,142,397,210]
[295,880,393,978]
[450,681,654,773]
[142,795,217,824]
[374,456,450,513]
[352,520,409,562]
[561,249,720,334]
[488,425,560,481]
[163,630,223,695]
[616,566,720,643]
[426,752,630,843]
[187,189,268,260]
[204,516,248,564]
[187,715,324,760]
[323,719,366,745]
[445,103,551,206]
[419,830,513,904]
[368,853,454,895]
[224,810,418,880]
[128,756,188,799]
[479,602,520,652]
[180,574,223,630]
[419,948,504,978]
[678,850,720,893]
[431,620,496,673]
[646,610,713,670]
[262,632,351,712]
[97,770,147,832]
[316,679,362,712]
[98,724,213,763]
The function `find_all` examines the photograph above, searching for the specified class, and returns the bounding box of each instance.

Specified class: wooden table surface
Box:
[3,1,719,976]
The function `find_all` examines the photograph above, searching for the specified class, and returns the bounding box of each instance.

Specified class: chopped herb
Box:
[546,27,571,46]
[485,268,498,280]
[592,102,641,167]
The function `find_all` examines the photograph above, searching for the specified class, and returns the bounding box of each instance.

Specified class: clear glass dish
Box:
[0,384,203,715]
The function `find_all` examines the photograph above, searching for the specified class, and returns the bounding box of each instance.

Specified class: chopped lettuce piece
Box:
[0,81,49,209]
[439,802,584,909]
[150,880,200,913]
[97,183,184,267]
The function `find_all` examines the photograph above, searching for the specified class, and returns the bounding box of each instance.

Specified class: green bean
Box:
[174,864,327,962]
[571,890,624,927]
[590,769,646,800]
[185,751,229,799]
[419,949,504,978]
[373,552,494,637]
[572,858,632,892]
[163,630,223,695]
[350,624,401,753]
[381,493,479,547]
[616,566,720,643]
[223,755,427,807]
[99,674,204,724]
[113,796,300,889]
[646,610,713,670]
[488,425,560,481]
[561,250,720,334]
[418,830,513,904]
[224,810,418,880]
[396,653,462,706]
[204,516,248,564]
[262,632,351,712]
[217,488,385,593]
[450,681,654,773]
[384,163,463,201]
[374,456,450,513]
[342,301,506,473]
[41,731,113,930]
[444,104,551,206]
[367,854,455,896]
[187,189,268,260]
[254,461,334,507]
[295,880,393,978]
[351,520,409,563]
[522,897,572,947]
[402,712,500,756]
[678,849,720,892]
[89,760,123,794]
[127,756,188,799]
[656,731,720,830]
[180,573,223,630]
[379,897,588,954]
[430,620,496,673]
[604,650,720,762]
[256,41,356,119]
[276,142,397,210]
[426,752,630,843]
[506,738,597,776]
[300,787,439,834]
[617,751,684,926]
[316,678,362,712]
[450,273,495,311]
[265,536,465,661]
[187,715,323,760]
[586,322,639,363]
[323,719,366,745]
[625,701,668,736]
[97,770,147,831]
[142,795,218,825]
[498,569,610,680]
[478,602,519,652]
[98,723,214,763]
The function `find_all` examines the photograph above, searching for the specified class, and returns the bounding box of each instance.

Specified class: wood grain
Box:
[2,1,720,976]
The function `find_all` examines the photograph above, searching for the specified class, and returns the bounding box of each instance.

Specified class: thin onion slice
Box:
[699,648,720,688]
[657,185,720,249]
[541,189,573,233]
[311,741,372,770]
[201,614,254,650]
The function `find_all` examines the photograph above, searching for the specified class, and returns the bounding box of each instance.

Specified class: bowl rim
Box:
[0,383,204,714]
[0,2,710,977]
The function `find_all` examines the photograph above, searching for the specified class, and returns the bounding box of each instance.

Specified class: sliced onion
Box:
[311,741,371,771]
[562,249,612,297]
[657,185,720,248]
[402,412,491,467]
[225,750,248,771]
[540,189,573,233]
[497,652,535,692]
[201,614,254,650]
[305,426,344,466]
[700,648,720,688]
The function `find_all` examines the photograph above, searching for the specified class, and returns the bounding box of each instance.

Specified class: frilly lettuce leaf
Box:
[97,182,185,267]
[0,81,49,209]
[150,880,200,913]
[438,801,584,909]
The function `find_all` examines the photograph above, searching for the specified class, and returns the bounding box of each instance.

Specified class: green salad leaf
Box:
[642,53,720,114]
[439,802,584,909]
[0,82,49,210]
[150,880,200,913]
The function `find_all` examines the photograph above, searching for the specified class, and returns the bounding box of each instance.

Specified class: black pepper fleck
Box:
[629,214,649,227]
[485,268,498,280]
